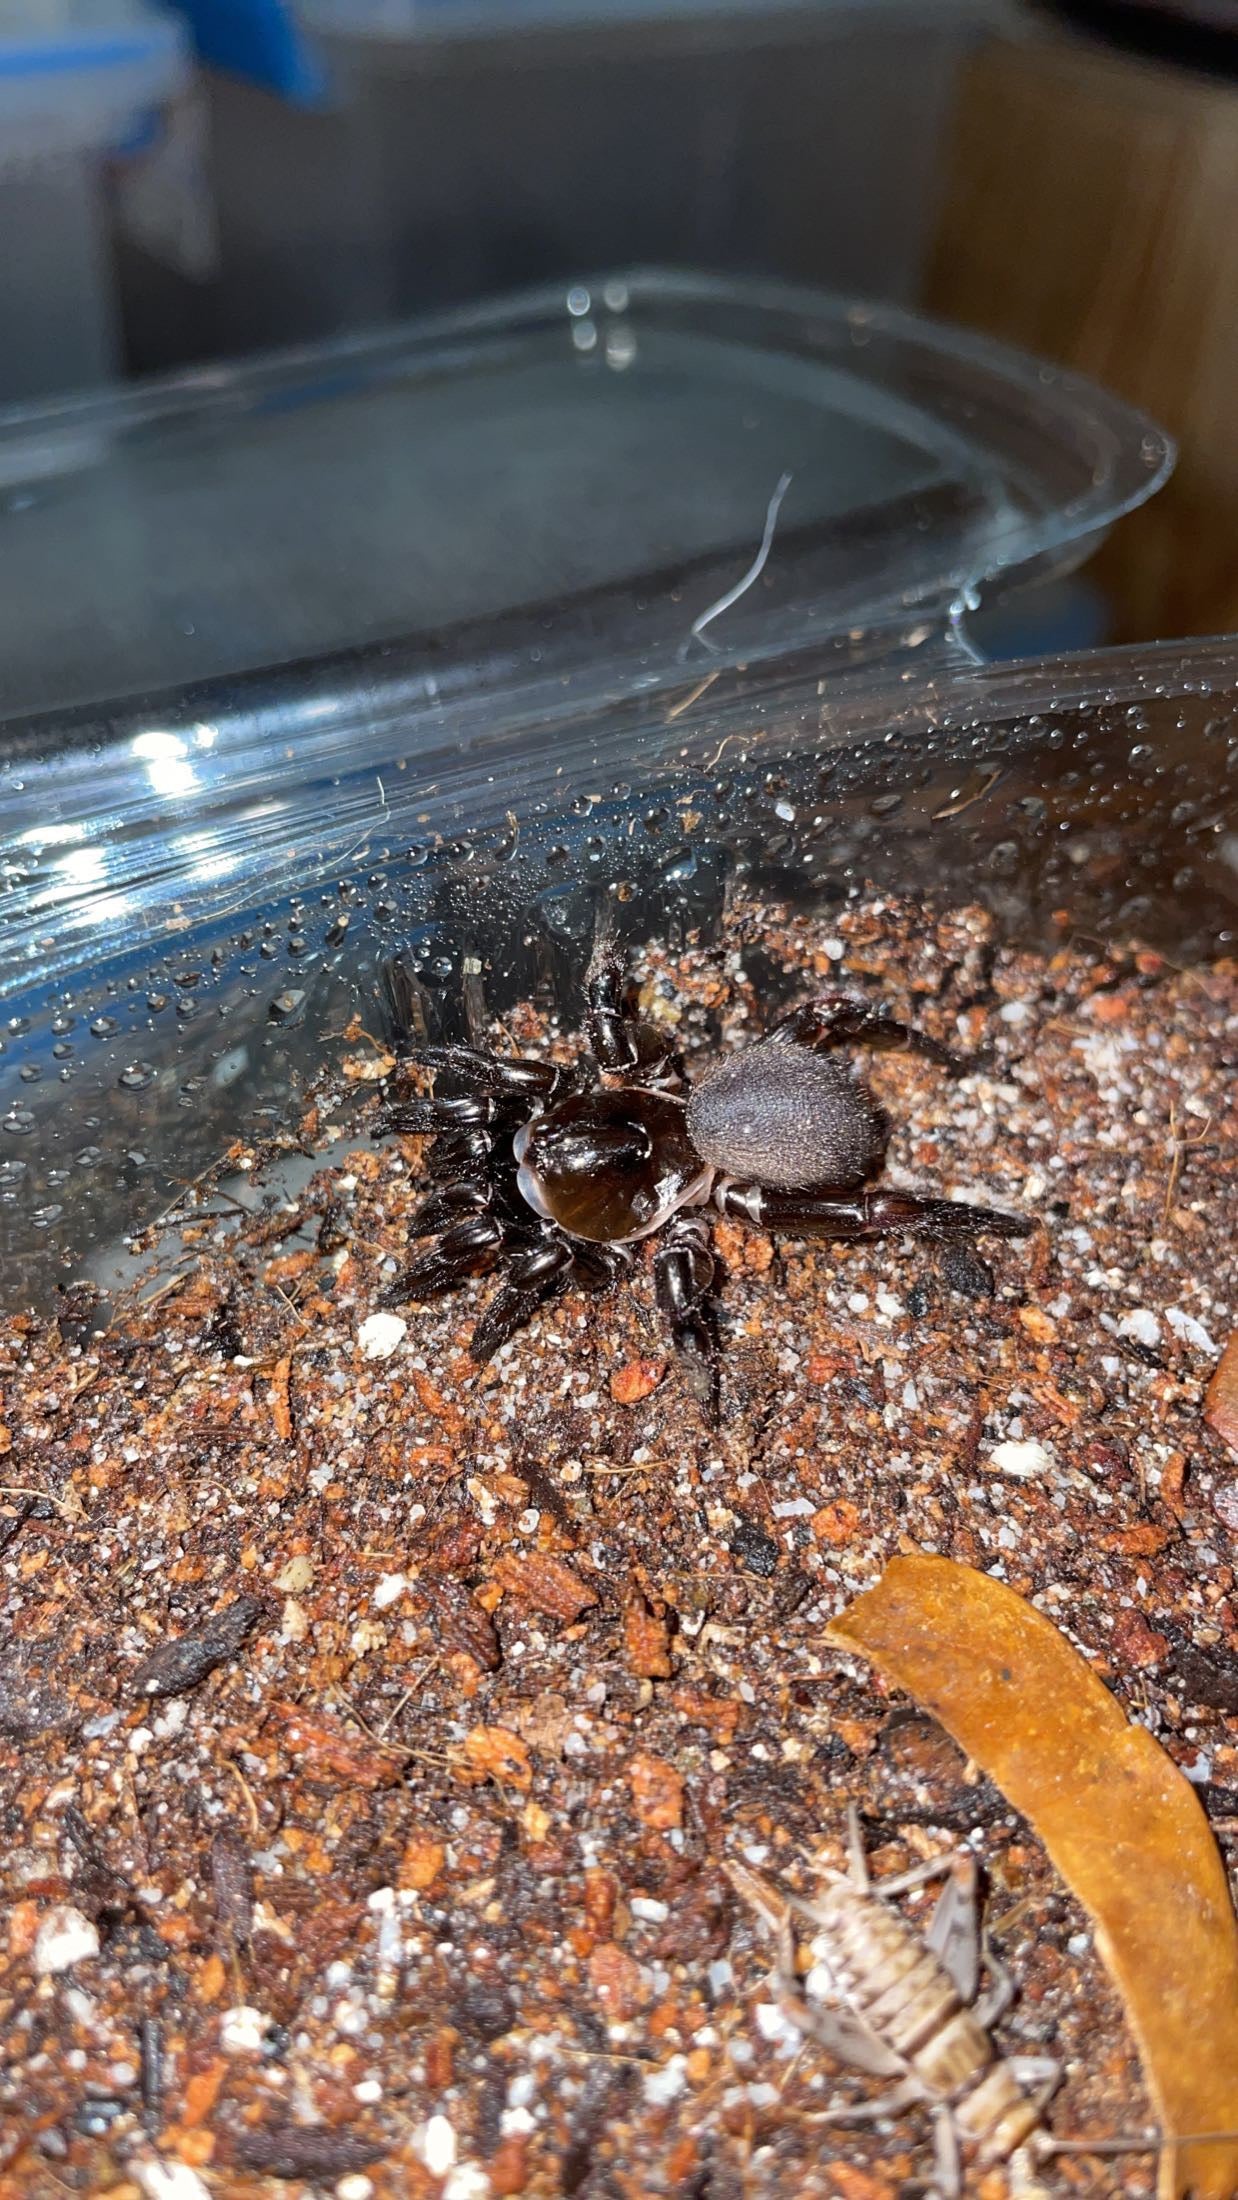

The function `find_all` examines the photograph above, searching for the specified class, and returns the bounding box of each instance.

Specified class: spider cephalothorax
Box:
[372,958,1032,1408]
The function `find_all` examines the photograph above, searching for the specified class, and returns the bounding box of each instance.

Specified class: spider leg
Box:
[766,991,966,1075]
[424,1127,495,1185]
[381,1213,506,1306]
[406,1183,492,1239]
[405,1044,561,1101]
[585,954,684,1085]
[569,1242,629,1292]
[469,1235,576,1364]
[654,1214,720,1414]
[719,1183,1032,1247]
[374,1091,501,1137]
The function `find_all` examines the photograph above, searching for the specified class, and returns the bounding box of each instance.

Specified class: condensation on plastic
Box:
[1,271,1231,1312]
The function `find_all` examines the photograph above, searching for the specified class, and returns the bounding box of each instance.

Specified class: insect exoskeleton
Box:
[726,1809,1061,2198]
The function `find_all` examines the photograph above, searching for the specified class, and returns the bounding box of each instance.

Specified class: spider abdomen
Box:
[685,1044,886,1192]
[516,1087,711,1244]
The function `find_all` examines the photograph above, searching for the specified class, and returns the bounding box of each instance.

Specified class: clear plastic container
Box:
[0,0,189,401]
[1,268,1234,1313]
[299,0,991,35]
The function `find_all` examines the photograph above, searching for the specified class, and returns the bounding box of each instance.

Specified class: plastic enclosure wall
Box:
[0,273,1225,1310]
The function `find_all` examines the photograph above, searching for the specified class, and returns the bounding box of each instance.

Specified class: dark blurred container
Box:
[118,4,995,374]
[1044,1,1238,76]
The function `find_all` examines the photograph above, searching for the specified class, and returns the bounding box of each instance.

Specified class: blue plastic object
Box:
[165,0,327,99]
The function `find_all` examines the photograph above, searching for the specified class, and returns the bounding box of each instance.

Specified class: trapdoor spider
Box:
[373,957,1031,1404]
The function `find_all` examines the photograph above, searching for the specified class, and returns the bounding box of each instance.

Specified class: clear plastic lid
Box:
[0,270,1169,725]
[297,0,994,41]
[3,270,1212,1307]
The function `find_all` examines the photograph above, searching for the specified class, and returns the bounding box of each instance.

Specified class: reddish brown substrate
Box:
[1,896,1235,2200]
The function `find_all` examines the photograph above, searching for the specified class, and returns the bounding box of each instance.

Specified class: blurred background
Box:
[2,0,1235,654]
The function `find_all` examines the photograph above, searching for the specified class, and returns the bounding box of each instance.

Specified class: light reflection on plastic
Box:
[131,728,199,799]
[19,820,87,848]
[171,830,233,882]
[48,846,133,926]
[54,846,108,887]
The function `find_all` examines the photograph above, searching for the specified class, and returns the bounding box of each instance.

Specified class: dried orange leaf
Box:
[828,1555,1238,2200]
[1205,1332,1238,1458]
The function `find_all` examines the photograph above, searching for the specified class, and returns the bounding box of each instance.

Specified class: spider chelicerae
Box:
[371,953,1032,1407]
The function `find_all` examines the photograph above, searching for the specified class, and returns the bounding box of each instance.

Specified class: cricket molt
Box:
[372,957,1033,1408]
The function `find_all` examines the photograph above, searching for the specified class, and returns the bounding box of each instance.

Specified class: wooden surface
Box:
[925,25,1238,641]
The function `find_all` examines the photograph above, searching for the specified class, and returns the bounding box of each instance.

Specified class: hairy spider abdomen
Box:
[516,1087,710,1244]
[686,1043,886,1192]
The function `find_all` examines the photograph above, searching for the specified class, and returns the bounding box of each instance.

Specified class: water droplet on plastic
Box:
[119,1062,156,1090]
[89,1016,119,1038]
[268,991,306,1025]
[661,847,698,884]
[31,1204,63,1229]
[2,1108,36,1135]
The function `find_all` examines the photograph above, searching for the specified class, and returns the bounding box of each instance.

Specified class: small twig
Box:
[0,1481,85,1522]
[139,2015,162,2133]
[988,1894,1037,1941]
[583,1460,668,1477]
[139,1270,194,1313]
[269,1282,310,1335]
[1047,2127,1238,2159]
[223,1755,261,1837]
[0,1494,35,1555]
[377,1660,438,1738]
[1163,1102,1211,1226]
[325,1687,451,1769]
[148,1152,236,1234]
[664,669,721,723]
[930,765,1003,820]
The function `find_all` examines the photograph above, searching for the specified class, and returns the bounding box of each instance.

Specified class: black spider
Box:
[372,956,1032,1409]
